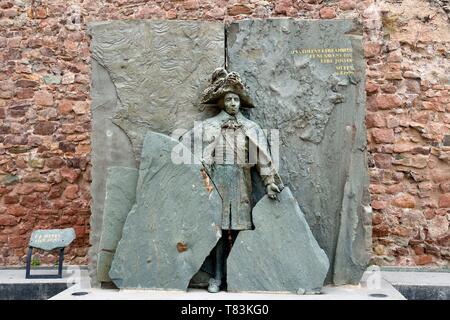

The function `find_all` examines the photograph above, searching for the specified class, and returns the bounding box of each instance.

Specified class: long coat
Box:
[184,111,279,230]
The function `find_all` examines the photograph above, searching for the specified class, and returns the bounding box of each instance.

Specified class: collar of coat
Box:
[214,110,258,131]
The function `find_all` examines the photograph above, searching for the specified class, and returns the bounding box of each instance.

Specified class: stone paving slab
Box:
[0,268,89,284]
[49,283,404,300]
[381,271,450,287]
[7,268,450,300]
[49,269,405,300]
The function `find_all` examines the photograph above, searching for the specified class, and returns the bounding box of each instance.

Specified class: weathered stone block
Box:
[374,94,403,109]
[439,193,450,208]
[371,128,395,144]
[33,90,54,106]
[392,194,416,208]
[33,122,57,135]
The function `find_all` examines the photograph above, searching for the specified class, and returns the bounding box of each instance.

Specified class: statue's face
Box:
[223,92,240,116]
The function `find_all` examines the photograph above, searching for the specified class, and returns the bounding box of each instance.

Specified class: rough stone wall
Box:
[366,0,450,267]
[0,0,448,268]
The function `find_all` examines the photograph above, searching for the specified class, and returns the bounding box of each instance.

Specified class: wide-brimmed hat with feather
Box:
[200,67,255,108]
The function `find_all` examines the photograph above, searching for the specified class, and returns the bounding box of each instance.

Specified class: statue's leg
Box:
[208,235,225,293]
[208,230,240,293]
[215,235,225,281]
[223,230,239,281]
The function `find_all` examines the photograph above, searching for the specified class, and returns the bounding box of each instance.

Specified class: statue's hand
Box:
[266,183,280,200]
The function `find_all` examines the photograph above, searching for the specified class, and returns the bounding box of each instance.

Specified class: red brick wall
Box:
[0,0,448,268]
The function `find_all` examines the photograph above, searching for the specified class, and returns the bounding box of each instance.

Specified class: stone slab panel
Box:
[109,132,222,290]
[88,20,224,286]
[227,187,329,293]
[97,167,139,282]
[227,18,371,284]
[88,58,137,287]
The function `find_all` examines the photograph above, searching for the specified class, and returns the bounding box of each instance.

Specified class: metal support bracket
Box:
[25,246,65,279]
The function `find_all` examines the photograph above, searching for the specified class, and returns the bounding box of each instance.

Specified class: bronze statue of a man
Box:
[184,68,282,293]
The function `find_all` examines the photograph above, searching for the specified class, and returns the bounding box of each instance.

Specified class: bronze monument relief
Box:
[183,68,283,292]
[91,19,368,292]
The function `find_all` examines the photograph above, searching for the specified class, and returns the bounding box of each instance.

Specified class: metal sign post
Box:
[25,228,76,279]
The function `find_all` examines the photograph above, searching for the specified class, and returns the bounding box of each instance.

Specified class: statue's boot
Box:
[207,278,221,293]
